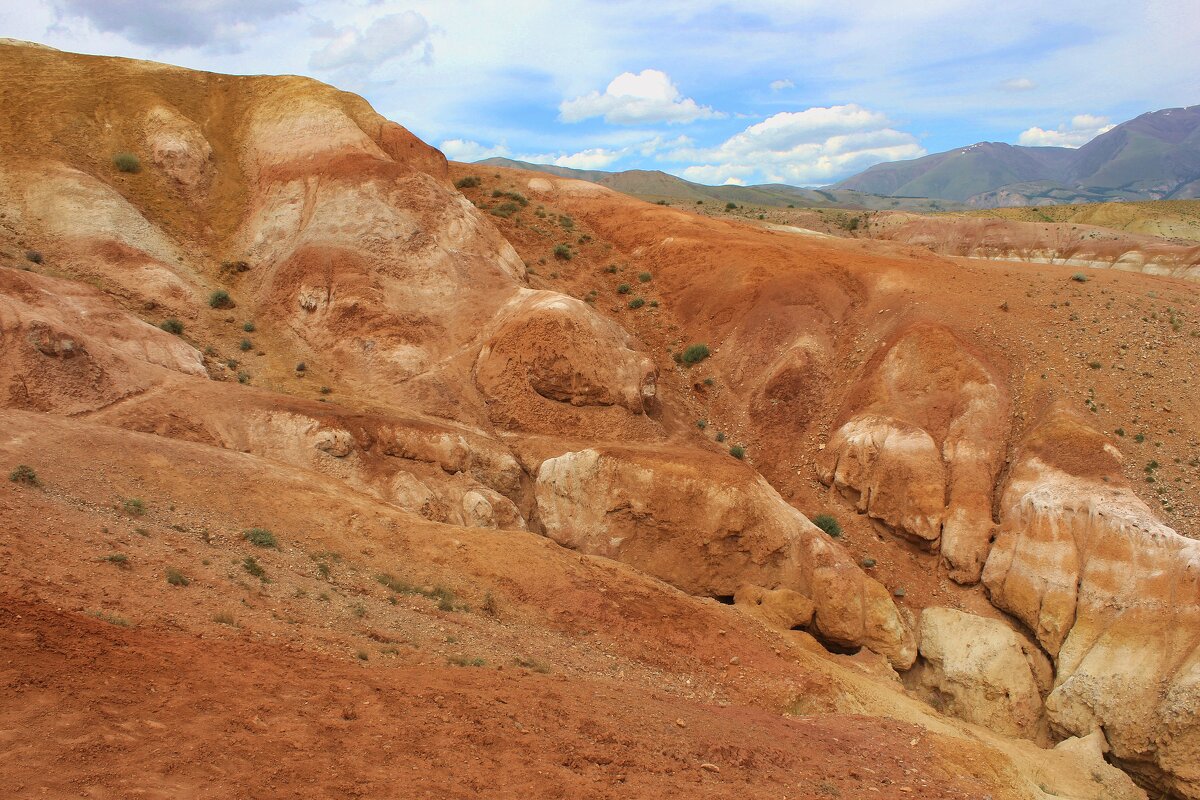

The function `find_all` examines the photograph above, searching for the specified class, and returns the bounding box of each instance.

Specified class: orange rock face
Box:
[535,446,917,668]
[1,39,1197,800]
[820,324,1007,583]
[984,404,1200,797]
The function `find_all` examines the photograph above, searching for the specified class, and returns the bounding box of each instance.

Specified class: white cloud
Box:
[310,11,431,72]
[518,147,623,170]
[439,139,509,162]
[48,0,299,51]
[559,69,724,125]
[722,176,746,186]
[769,79,794,91]
[1017,113,1114,147]
[667,104,925,185]
[1000,77,1036,91]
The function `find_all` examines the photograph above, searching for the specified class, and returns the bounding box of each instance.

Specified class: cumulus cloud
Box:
[667,104,925,186]
[769,79,794,91]
[1000,77,1036,91]
[310,11,432,72]
[559,69,724,125]
[50,0,298,50]
[439,139,510,162]
[1018,113,1114,147]
[519,147,623,170]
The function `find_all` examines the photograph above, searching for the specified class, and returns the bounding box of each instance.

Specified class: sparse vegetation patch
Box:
[243,527,278,548]
[9,464,38,485]
[681,343,711,364]
[112,152,141,173]
[812,514,843,538]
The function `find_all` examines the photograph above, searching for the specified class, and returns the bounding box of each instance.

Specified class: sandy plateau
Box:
[1,40,1198,799]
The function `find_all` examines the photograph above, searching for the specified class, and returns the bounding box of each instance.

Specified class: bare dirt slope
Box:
[0,39,1195,799]
[948,199,1200,242]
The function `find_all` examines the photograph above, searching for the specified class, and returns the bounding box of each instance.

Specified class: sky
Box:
[3,0,1198,187]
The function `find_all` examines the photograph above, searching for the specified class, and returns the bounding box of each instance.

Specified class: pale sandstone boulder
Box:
[475,290,657,414]
[983,404,1200,798]
[0,160,198,305]
[143,105,214,195]
[535,446,916,668]
[0,268,204,414]
[734,584,815,630]
[819,323,1007,584]
[905,607,1049,740]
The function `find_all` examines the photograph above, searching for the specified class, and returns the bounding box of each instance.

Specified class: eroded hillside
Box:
[1,40,1196,799]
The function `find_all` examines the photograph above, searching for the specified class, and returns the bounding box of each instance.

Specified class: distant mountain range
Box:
[478,105,1200,210]
[834,105,1200,207]
[474,158,959,211]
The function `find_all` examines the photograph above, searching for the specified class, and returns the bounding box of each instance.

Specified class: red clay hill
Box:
[1,39,1197,799]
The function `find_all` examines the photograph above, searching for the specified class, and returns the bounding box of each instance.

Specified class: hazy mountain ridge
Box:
[474,157,961,211]
[836,105,1200,207]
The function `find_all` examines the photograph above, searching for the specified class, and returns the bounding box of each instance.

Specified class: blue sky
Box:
[4,0,1198,186]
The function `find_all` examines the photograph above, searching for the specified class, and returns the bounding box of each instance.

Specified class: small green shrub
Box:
[208,290,233,309]
[454,176,480,189]
[213,611,236,626]
[165,567,190,587]
[604,265,618,274]
[628,297,645,309]
[617,283,631,294]
[160,318,184,335]
[725,202,737,210]
[9,464,38,485]
[242,321,255,332]
[812,514,842,538]
[237,371,251,384]
[729,445,745,459]
[89,610,132,627]
[491,201,521,218]
[447,655,487,667]
[242,556,265,579]
[1071,273,1089,283]
[715,432,725,443]
[24,250,43,264]
[103,553,130,568]
[514,656,551,673]
[243,528,278,548]
[239,338,253,352]
[696,419,707,429]
[1115,428,1125,437]
[376,572,417,594]
[681,343,711,364]
[558,215,574,230]
[703,377,714,386]
[113,152,141,173]
[637,272,652,282]
[122,498,146,516]
[320,386,332,395]
[491,189,528,206]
